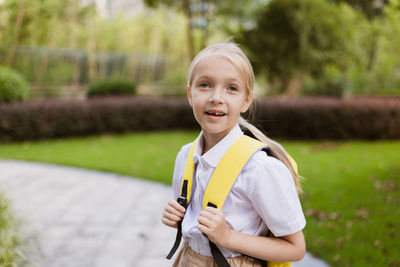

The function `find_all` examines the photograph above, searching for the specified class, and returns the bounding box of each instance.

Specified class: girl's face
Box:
[187,54,253,141]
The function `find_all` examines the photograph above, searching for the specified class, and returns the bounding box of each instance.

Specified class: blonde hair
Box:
[187,43,301,193]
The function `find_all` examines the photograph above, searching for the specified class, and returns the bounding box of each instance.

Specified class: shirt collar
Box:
[193,124,244,168]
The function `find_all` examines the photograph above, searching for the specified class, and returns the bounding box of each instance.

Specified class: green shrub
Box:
[0,66,30,103]
[303,65,348,97]
[0,193,24,265]
[87,77,136,97]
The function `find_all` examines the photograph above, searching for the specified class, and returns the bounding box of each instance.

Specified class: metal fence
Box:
[0,46,169,99]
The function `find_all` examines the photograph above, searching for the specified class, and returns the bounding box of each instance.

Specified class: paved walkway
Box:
[0,160,329,267]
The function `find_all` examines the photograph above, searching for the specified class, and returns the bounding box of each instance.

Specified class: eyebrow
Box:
[194,75,242,84]
[194,75,212,81]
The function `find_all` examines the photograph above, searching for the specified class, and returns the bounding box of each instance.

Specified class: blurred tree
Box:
[210,0,269,34]
[143,0,267,59]
[330,0,390,70]
[238,0,358,96]
[4,0,26,67]
[348,0,400,96]
[329,0,389,20]
[144,0,197,59]
[0,0,95,54]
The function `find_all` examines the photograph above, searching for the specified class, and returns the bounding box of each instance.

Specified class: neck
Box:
[201,130,230,155]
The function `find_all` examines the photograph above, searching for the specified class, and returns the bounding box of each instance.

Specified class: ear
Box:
[241,91,254,113]
[187,86,192,106]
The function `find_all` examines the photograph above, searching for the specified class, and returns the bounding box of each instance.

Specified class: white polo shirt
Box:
[172,124,306,258]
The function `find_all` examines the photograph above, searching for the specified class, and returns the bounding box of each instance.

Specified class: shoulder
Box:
[172,141,194,195]
[173,141,194,174]
[242,149,294,189]
[246,150,291,177]
[243,150,305,237]
[176,142,193,162]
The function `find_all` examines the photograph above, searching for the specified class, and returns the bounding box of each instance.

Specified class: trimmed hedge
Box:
[0,97,196,142]
[253,97,400,140]
[0,96,399,142]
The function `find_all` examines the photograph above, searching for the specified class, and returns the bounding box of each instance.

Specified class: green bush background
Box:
[0,193,24,266]
[87,77,137,97]
[0,66,30,102]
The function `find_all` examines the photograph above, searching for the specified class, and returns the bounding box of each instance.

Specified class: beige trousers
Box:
[172,242,262,267]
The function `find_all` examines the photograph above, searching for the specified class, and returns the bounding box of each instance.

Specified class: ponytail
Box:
[238,116,302,193]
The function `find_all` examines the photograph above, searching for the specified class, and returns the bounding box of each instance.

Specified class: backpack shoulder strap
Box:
[166,139,198,260]
[203,135,267,210]
[179,139,197,204]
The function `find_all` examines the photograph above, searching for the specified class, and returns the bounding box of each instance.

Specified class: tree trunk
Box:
[200,2,211,51]
[68,0,81,88]
[6,0,26,67]
[86,19,97,83]
[34,27,58,88]
[367,31,378,71]
[284,70,306,97]
[183,0,195,60]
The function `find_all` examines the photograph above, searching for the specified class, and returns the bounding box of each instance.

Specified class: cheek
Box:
[240,96,252,113]
[240,102,249,113]
[190,98,204,115]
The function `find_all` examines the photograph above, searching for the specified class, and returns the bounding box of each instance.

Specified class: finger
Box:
[165,204,185,218]
[197,223,209,235]
[198,214,214,228]
[204,206,219,214]
[164,208,184,221]
[169,200,186,213]
[161,216,177,228]
[163,210,183,222]
[199,211,213,222]
[200,209,220,221]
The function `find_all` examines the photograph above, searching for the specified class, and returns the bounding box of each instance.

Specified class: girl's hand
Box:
[161,200,186,228]
[198,207,231,247]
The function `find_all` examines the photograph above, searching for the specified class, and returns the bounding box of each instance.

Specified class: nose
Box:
[209,88,223,104]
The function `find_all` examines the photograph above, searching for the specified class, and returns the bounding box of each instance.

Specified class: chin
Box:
[202,126,230,136]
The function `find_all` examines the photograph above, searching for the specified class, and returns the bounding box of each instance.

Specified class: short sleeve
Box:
[172,143,192,199]
[246,151,306,237]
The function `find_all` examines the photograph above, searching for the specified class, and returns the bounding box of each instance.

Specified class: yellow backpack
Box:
[167,135,295,267]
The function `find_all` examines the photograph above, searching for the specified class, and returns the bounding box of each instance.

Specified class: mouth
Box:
[205,110,226,117]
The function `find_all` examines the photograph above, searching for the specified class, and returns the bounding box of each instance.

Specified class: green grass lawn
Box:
[0,132,399,266]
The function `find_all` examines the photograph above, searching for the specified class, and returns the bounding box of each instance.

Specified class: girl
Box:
[162,43,306,266]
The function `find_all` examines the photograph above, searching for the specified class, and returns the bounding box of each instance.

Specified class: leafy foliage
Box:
[1,0,400,97]
[0,193,24,266]
[0,1,189,89]
[238,0,358,95]
[0,66,30,102]
[87,77,137,98]
[303,65,348,97]
[0,0,95,48]
[329,0,389,19]
[348,0,400,96]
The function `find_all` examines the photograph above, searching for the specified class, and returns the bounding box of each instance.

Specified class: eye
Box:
[199,82,209,88]
[228,85,238,92]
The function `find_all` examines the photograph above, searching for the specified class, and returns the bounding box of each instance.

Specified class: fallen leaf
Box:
[374,240,381,247]
[355,208,369,220]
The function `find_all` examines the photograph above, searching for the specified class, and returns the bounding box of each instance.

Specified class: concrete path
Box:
[0,160,329,267]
